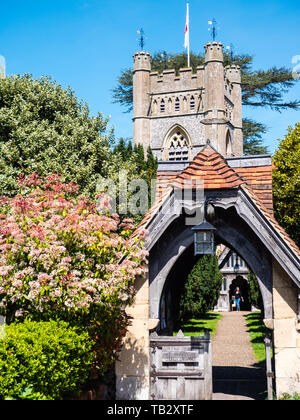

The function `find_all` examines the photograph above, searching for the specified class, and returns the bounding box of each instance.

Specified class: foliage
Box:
[0,74,114,198]
[180,255,223,320]
[110,139,158,223]
[112,50,299,155]
[0,174,148,374]
[0,319,94,400]
[0,75,159,222]
[248,271,264,314]
[278,393,300,400]
[273,123,300,247]
[243,118,269,155]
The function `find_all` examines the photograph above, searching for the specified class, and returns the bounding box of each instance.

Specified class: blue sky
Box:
[0,0,299,154]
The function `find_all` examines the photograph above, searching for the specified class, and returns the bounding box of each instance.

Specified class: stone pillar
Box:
[272,259,300,397]
[225,65,243,156]
[203,42,226,155]
[133,51,151,152]
[115,272,151,400]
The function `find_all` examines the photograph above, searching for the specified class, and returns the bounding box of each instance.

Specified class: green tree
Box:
[0,74,113,197]
[112,50,299,155]
[273,123,300,247]
[113,137,133,161]
[110,138,158,222]
[243,118,268,155]
[180,255,223,321]
[248,271,264,315]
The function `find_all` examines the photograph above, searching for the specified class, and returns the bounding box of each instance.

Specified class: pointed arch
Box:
[226,130,233,156]
[152,99,158,115]
[163,125,192,161]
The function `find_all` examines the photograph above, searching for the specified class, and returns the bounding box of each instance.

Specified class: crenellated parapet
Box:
[225,65,241,84]
[150,67,204,94]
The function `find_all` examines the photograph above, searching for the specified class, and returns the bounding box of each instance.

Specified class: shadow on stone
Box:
[213,365,267,400]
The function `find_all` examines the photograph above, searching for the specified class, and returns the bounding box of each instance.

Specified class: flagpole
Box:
[188,1,190,67]
[185,1,190,67]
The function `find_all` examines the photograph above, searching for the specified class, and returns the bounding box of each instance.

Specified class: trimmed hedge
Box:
[0,319,94,400]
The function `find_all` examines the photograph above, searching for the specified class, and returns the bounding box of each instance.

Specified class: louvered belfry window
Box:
[167,128,190,161]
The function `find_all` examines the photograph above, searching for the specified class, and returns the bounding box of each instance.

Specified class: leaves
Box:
[180,255,223,321]
[0,175,148,375]
[273,123,300,247]
[243,118,269,155]
[0,75,113,197]
[0,320,94,400]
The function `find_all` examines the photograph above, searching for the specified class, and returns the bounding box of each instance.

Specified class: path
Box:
[212,311,267,400]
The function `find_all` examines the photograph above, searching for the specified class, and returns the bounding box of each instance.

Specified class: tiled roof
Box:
[171,145,244,190]
[236,166,274,213]
[241,183,300,260]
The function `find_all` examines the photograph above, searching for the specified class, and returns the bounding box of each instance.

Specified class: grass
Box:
[245,311,269,363]
[278,393,300,400]
[174,312,222,338]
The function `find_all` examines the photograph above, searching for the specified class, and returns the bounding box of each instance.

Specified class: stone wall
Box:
[272,258,300,397]
[115,273,152,400]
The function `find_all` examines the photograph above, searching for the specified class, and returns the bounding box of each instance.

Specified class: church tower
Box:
[133,42,243,159]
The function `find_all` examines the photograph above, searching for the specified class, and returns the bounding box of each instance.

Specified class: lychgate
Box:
[115,41,300,400]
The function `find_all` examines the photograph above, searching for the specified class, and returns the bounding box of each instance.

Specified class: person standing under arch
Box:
[233,287,244,312]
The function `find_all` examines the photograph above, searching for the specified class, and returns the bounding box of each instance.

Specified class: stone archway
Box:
[149,202,273,323]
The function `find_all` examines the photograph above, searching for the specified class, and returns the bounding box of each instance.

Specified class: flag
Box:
[184,1,190,67]
[184,2,189,50]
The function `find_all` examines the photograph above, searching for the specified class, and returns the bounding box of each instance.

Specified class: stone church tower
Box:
[133,42,243,159]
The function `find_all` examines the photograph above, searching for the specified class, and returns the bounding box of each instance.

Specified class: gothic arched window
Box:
[175,97,180,112]
[160,99,165,113]
[226,131,233,156]
[165,127,190,161]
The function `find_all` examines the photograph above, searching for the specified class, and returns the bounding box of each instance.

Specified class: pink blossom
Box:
[0,266,14,277]
[0,174,147,319]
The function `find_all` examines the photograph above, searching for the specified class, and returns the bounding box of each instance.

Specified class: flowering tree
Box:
[0,174,148,374]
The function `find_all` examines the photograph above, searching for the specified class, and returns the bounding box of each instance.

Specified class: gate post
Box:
[116,272,151,400]
[264,334,274,400]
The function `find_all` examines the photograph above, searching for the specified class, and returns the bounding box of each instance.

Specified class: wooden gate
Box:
[150,330,212,400]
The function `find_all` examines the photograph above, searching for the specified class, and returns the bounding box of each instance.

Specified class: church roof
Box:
[171,144,244,190]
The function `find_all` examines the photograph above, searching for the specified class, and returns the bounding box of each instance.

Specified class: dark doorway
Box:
[229,276,251,311]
